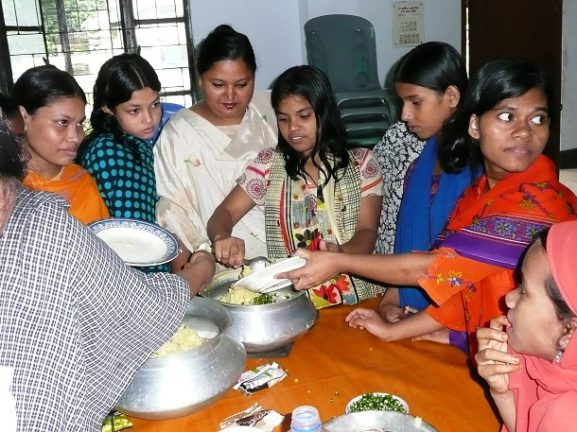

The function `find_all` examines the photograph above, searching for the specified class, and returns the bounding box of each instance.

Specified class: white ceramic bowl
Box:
[345,392,409,414]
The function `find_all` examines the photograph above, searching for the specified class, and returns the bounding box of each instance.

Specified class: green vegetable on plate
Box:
[348,393,407,413]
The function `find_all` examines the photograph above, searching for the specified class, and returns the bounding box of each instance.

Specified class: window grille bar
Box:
[0,1,13,92]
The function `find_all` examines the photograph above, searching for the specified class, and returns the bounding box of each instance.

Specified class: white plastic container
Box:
[291,405,322,432]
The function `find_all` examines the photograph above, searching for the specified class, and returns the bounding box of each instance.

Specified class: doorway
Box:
[463,0,563,164]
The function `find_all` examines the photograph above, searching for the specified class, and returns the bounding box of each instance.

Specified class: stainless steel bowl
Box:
[201,269,318,354]
[115,297,247,420]
[323,411,438,432]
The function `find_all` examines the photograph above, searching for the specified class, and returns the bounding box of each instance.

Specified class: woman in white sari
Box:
[155,25,277,269]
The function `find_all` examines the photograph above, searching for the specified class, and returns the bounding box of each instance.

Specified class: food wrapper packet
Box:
[233,362,287,394]
[220,403,284,431]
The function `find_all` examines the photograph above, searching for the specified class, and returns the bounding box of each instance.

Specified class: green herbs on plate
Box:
[349,393,407,413]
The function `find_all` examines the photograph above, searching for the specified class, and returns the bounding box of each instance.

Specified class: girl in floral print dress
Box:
[208,65,384,308]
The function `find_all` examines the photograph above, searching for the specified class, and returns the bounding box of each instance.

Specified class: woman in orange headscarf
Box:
[13,65,109,224]
[476,220,577,431]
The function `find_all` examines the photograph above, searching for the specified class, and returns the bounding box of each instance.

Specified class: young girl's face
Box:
[469,87,549,187]
[110,87,161,140]
[21,95,86,178]
[276,94,317,157]
[506,242,561,360]
[396,82,459,140]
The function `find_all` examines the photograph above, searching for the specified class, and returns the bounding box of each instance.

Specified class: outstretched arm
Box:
[207,185,256,268]
[345,306,443,341]
[277,249,436,291]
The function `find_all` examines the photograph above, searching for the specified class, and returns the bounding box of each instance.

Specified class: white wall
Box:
[189,0,303,89]
[561,0,577,151]
[189,0,461,90]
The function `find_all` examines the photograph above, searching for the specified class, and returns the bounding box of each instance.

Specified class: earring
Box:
[554,350,564,364]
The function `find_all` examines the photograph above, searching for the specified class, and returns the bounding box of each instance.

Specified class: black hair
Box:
[395,41,468,96]
[439,59,549,173]
[0,118,24,181]
[0,93,20,120]
[78,53,161,162]
[196,24,256,75]
[271,65,349,186]
[12,65,86,115]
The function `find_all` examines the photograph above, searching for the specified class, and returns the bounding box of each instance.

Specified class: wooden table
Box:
[130,298,500,432]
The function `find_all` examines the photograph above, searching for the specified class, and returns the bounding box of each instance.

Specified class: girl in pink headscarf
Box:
[476,220,577,432]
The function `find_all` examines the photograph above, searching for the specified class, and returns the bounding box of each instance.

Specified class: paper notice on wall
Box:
[393,1,424,47]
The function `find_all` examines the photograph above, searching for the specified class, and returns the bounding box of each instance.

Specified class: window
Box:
[0,0,197,107]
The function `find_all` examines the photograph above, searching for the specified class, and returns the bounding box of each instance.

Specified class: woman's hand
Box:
[345,308,391,339]
[171,238,193,272]
[475,316,520,395]
[379,304,405,323]
[212,235,245,268]
[178,250,216,296]
[275,248,341,290]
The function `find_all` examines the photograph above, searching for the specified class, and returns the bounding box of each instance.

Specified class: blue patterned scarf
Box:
[393,136,478,309]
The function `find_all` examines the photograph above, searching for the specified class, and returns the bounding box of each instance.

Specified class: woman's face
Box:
[109,87,162,140]
[21,96,86,178]
[199,59,255,125]
[469,87,549,187]
[276,94,317,157]
[396,82,459,140]
[506,242,561,360]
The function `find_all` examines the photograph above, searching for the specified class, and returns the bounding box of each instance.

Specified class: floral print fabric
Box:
[419,156,577,354]
[239,147,383,307]
[372,121,426,254]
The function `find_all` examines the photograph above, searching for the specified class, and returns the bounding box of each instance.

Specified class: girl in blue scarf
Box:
[375,42,479,327]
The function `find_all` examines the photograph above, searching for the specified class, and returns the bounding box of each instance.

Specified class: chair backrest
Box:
[150,102,185,145]
[305,14,381,93]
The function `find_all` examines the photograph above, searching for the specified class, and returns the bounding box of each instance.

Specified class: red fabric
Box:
[420,156,577,351]
[507,220,577,431]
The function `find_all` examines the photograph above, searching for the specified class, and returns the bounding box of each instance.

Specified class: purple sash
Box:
[439,215,551,270]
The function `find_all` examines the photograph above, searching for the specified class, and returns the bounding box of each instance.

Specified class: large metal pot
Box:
[323,411,438,431]
[201,269,318,354]
[115,297,247,420]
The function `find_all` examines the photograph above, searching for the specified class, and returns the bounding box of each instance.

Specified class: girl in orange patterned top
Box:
[279,59,577,353]
[13,65,109,224]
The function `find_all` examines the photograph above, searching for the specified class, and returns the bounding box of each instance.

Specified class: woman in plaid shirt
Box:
[0,111,214,431]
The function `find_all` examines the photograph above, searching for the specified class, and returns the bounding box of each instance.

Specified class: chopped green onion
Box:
[349,393,406,413]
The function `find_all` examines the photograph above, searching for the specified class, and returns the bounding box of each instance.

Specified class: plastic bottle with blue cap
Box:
[290,405,322,432]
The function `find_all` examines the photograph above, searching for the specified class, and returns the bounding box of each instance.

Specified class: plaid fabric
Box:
[0,188,189,431]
